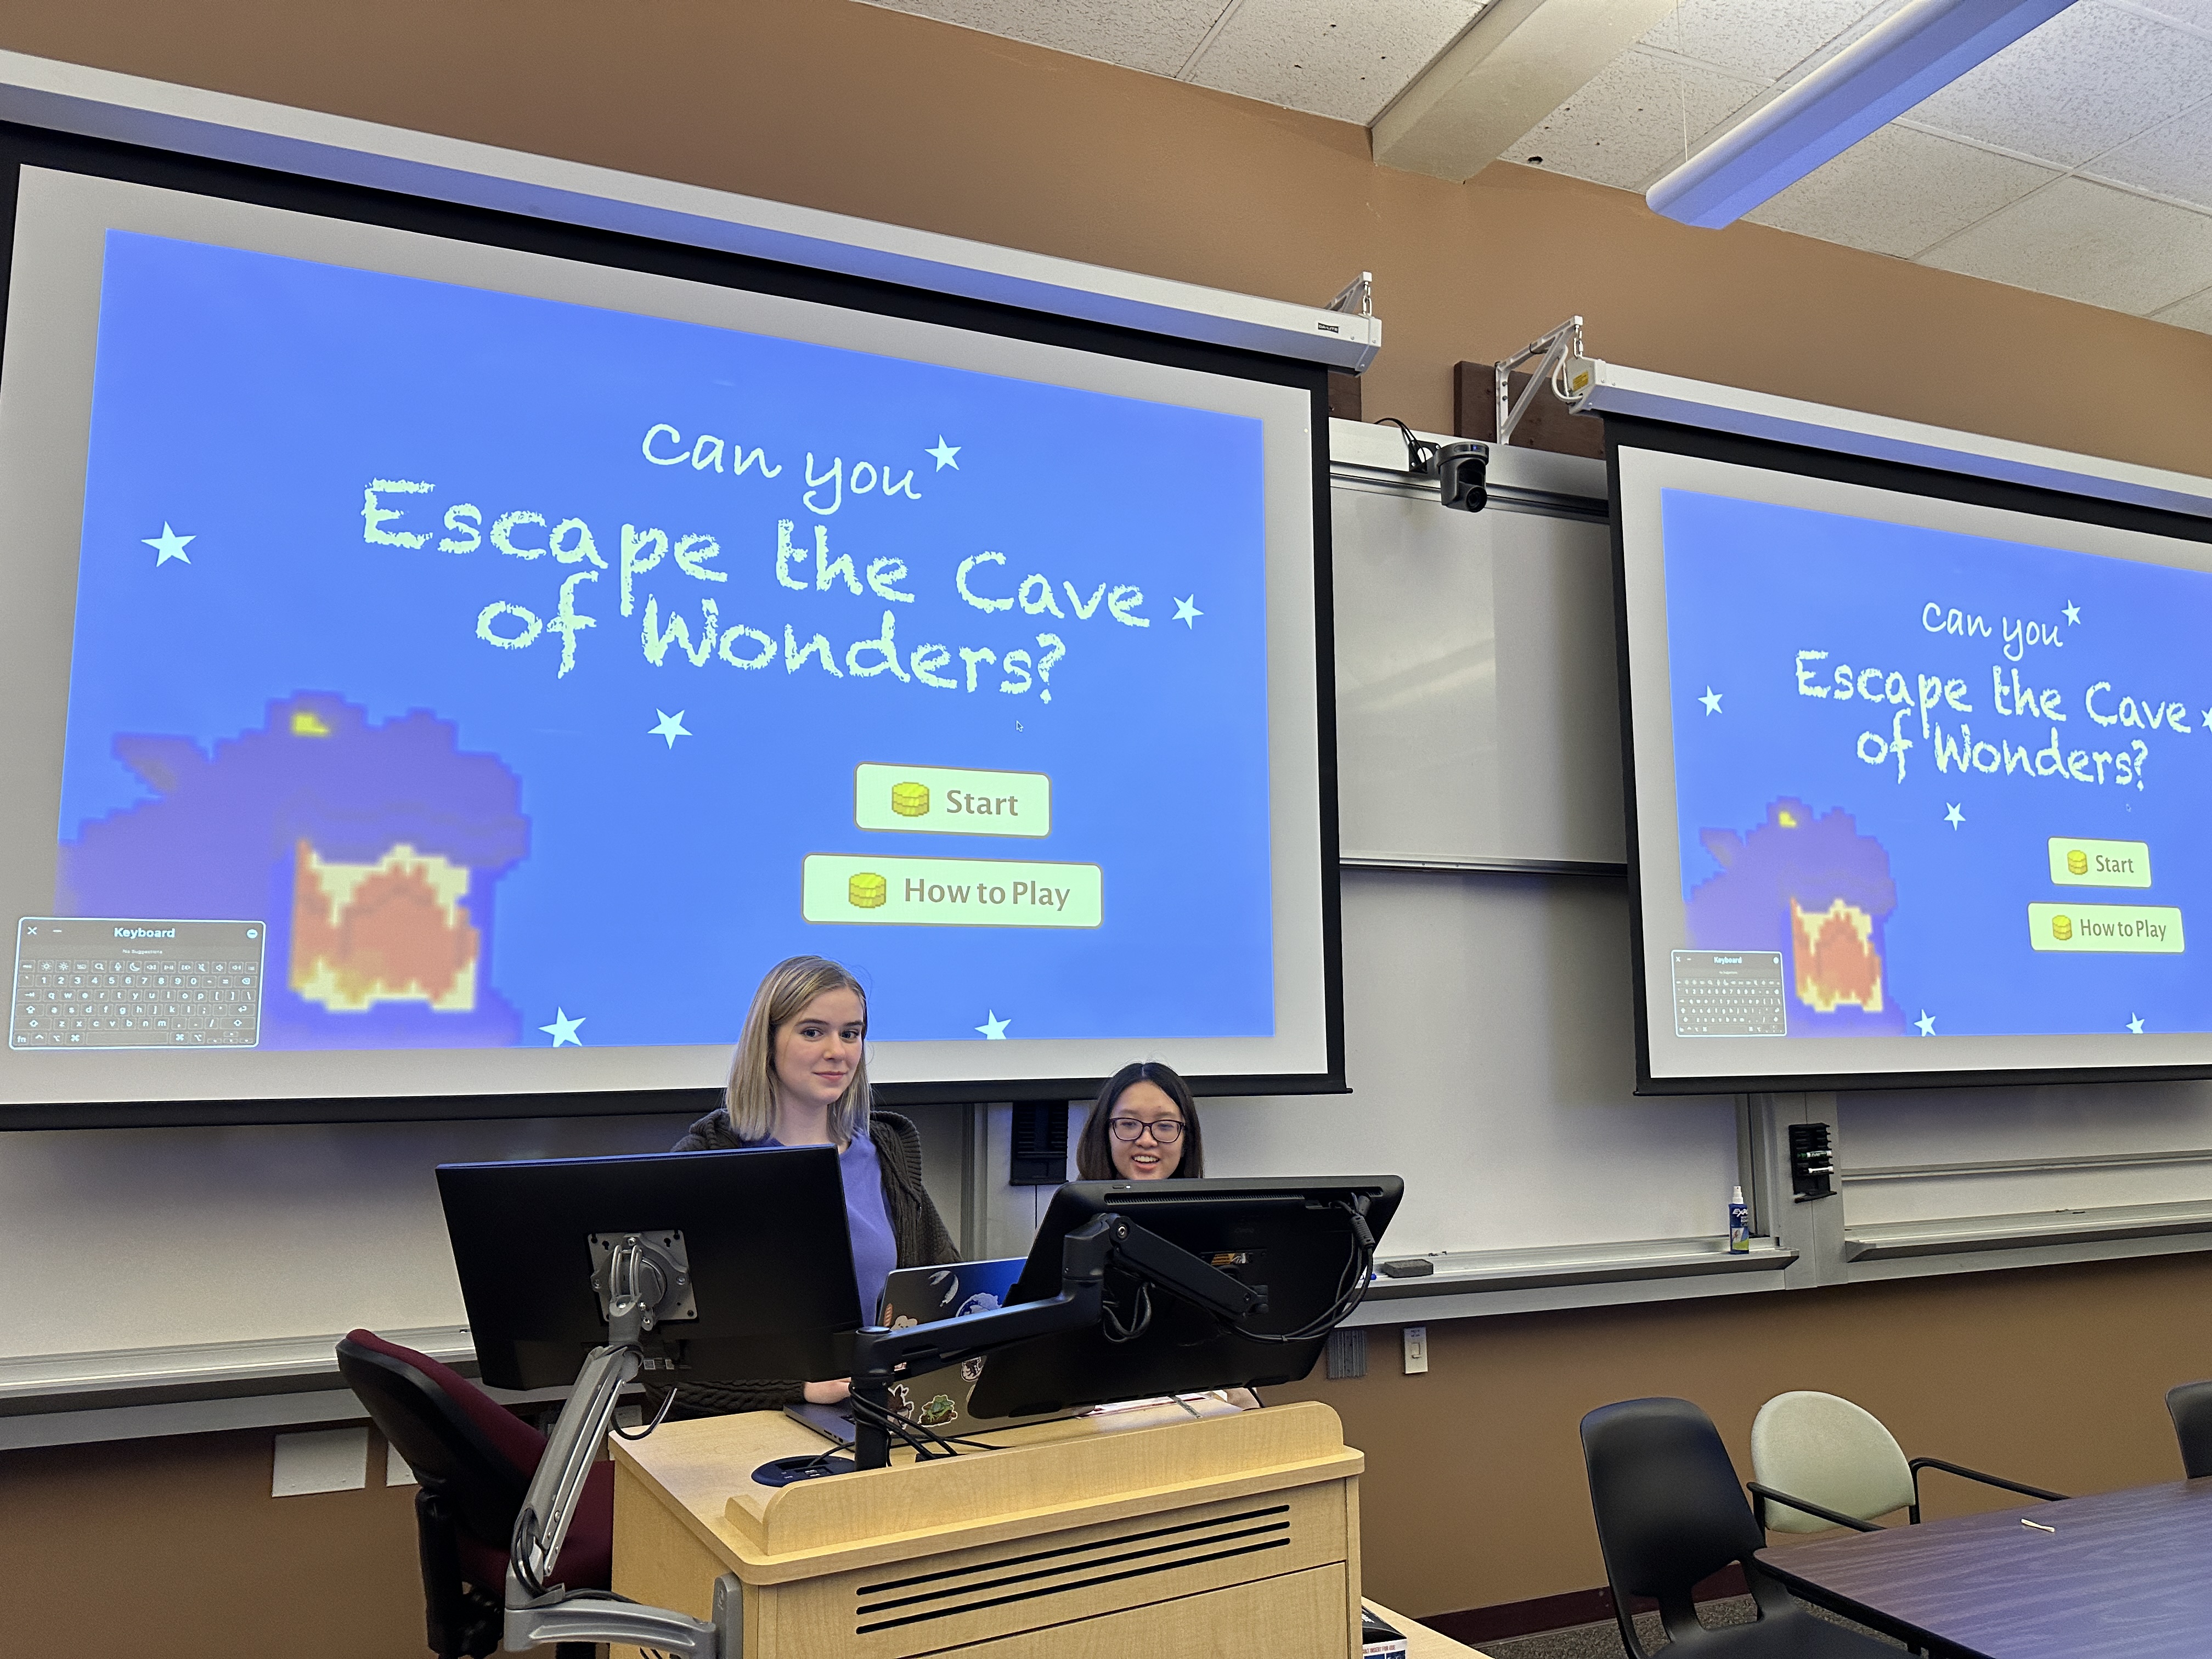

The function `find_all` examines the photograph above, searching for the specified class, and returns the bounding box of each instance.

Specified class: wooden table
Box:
[1756,1477,2212,1657]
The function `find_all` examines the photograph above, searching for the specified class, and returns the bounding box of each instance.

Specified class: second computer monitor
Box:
[966,1175,1404,1420]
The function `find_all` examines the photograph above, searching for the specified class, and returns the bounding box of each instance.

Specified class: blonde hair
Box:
[725,956,871,1144]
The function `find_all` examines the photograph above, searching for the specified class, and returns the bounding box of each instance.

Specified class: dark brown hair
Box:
[1075,1062,1205,1181]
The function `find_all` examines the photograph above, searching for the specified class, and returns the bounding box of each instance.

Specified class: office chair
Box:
[1748,1391,2065,1533]
[2165,1379,2212,1478]
[335,1329,612,1659]
[1581,1396,1898,1657]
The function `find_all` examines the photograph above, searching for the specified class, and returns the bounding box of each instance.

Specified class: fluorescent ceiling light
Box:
[1646,0,2077,228]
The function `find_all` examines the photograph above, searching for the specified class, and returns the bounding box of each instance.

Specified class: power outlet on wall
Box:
[1402,1325,1429,1375]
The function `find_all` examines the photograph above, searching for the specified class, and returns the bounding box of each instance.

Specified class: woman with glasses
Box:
[1074,1060,1205,1181]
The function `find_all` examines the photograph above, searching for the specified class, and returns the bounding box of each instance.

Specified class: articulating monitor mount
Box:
[845,1211,1263,1470]
[501,1231,737,1657]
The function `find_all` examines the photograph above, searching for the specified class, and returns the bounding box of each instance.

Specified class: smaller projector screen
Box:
[0,153,1336,1123]
[1615,421,2212,1093]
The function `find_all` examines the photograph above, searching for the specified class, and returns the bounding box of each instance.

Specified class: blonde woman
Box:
[671,955,956,1413]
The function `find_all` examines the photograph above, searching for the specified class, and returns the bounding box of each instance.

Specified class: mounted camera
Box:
[1375,420,1491,515]
[1430,441,1488,513]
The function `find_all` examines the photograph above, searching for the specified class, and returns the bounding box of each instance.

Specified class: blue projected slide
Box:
[1665,488,2212,1041]
[49,231,1273,1053]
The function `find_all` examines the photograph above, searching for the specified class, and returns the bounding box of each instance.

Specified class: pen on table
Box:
[2021,1518,2056,1533]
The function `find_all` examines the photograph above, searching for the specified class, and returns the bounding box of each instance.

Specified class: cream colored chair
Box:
[1748,1390,2064,1534]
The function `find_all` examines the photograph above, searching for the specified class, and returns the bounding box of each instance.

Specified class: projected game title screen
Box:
[1660,487,2212,1046]
[20,230,1275,1057]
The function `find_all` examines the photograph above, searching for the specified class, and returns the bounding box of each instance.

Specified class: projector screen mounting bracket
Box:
[1494,315,1586,448]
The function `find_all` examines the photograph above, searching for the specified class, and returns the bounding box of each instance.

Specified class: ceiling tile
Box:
[1917,175,2212,313]
[1906,1,2212,168]
[853,0,1224,80]
[2151,285,2212,332]
[2128,0,2212,31]
[1634,0,1890,81]
[2081,97,2212,210]
[1186,0,1487,127]
[1505,47,1768,192]
[1746,125,2058,257]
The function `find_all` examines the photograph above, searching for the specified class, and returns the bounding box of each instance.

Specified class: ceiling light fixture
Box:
[1646,0,2077,229]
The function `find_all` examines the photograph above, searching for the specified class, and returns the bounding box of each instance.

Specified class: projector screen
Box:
[0,154,1338,1124]
[1615,421,2212,1093]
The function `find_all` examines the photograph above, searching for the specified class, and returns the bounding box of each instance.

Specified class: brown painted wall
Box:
[0,1425,426,1656]
[3,1,2211,1650]
[3,0,2209,469]
[1277,1254,2212,1615]
[9,1254,2212,1655]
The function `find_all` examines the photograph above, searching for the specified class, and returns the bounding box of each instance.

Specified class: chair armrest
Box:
[1746,1480,1885,1533]
[1909,1456,2067,1504]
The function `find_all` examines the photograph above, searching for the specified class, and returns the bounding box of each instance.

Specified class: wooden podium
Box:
[608,1398,1365,1659]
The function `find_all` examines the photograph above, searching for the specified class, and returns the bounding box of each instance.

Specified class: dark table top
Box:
[1756,1477,2212,1658]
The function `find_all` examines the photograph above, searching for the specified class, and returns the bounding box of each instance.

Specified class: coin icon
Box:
[848,872,888,909]
[2051,914,2073,941]
[2066,848,2089,877]
[891,781,930,819]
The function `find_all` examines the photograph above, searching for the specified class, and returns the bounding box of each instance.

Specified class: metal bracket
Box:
[1326,271,1374,318]
[504,1571,740,1656]
[1493,315,1585,448]
[589,1229,696,1328]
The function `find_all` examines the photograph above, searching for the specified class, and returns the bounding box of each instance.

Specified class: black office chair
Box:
[2166,1379,2212,1478]
[336,1329,611,1659]
[1581,1397,1899,1656]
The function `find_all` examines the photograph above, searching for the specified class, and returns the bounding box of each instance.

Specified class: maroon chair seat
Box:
[452,1460,613,1592]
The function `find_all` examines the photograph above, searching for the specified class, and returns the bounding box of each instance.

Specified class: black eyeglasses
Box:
[1106,1116,1184,1144]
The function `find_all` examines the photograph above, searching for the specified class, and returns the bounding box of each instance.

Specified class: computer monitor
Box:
[437,1146,861,1390]
[966,1175,1404,1420]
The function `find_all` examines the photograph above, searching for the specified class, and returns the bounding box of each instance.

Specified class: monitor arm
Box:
[847,1211,1260,1470]
[501,1233,733,1656]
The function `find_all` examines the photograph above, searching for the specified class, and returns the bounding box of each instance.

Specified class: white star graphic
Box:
[2128,1014,2146,1035]
[1173,595,1203,628]
[540,1008,586,1046]
[1699,686,1723,715]
[1915,1011,1935,1036]
[2063,602,2081,625]
[2202,706,2212,731]
[1944,804,1964,829]
[927,437,961,471]
[975,1010,1010,1040]
[649,709,692,748]
[144,523,195,566]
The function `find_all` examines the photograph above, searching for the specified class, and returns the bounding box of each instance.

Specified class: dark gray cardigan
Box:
[665,1106,957,1416]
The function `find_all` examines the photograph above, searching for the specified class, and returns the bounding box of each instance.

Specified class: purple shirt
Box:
[766,1131,898,1324]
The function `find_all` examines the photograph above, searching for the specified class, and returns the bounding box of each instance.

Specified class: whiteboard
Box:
[1331,444,1625,871]
[1210,869,1738,1256]
[0,1111,693,1362]
[1839,1081,2212,1226]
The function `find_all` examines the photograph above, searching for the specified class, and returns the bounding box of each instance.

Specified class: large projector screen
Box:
[0,152,1338,1124]
[1615,421,2212,1093]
